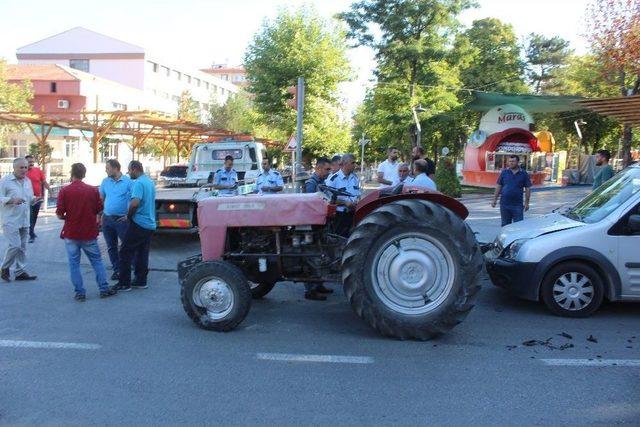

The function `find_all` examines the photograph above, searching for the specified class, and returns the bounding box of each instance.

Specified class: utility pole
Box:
[359,133,370,177]
[295,77,305,192]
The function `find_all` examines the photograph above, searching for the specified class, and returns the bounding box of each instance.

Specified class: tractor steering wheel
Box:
[319,184,352,198]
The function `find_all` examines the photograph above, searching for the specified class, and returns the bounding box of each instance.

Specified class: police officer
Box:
[327,153,360,237]
[213,155,238,196]
[255,158,284,194]
[328,154,342,180]
[305,156,331,193]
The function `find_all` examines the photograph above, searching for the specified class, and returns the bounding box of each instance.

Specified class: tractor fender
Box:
[354,190,469,225]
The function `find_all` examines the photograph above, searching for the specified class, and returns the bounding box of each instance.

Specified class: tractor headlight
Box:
[504,239,529,260]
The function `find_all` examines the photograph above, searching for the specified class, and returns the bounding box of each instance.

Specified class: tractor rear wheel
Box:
[342,199,483,340]
[181,261,252,332]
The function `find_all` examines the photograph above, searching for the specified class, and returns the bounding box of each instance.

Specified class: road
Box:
[1,186,639,426]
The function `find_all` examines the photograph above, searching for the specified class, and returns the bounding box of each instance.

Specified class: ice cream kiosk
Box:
[462,104,548,187]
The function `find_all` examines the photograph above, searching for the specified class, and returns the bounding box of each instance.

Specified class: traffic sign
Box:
[284,135,297,152]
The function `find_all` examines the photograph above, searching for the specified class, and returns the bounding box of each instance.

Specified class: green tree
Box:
[454,18,528,93]
[525,33,572,94]
[243,7,352,158]
[177,90,201,122]
[209,94,255,134]
[0,59,33,154]
[435,156,461,197]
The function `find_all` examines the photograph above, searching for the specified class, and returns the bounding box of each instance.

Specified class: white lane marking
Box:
[541,359,640,367]
[257,352,373,364]
[0,339,101,350]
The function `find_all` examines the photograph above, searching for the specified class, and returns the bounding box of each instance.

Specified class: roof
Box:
[467,92,584,113]
[16,27,145,56]
[201,67,246,74]
[5,64,78,81]
[575,95,640,125]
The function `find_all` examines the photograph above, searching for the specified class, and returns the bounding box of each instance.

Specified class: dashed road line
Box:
[0,339,101,350]
[541,359,640,367]
[257,352,373,364]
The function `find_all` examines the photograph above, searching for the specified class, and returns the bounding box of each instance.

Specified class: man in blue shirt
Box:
[305,157,331,193]
[213,155,239,196]
[255,158,284,194]
[327,153,361,237]
[491,155,532,227]
[114,161,156,292]
[99,159,133,281]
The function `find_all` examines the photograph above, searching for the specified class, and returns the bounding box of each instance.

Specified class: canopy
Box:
[575,95,640,124]
[467,92,584,113]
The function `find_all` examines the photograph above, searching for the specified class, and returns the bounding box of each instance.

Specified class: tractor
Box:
[178,184,483,340]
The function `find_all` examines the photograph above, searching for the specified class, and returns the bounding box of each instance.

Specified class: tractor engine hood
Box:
[497,212,584,249]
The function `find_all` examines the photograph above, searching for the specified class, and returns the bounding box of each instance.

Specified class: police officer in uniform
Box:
[255,158,284,194]
[304,156,331,193]
[327,153,360,237]
[213,155,238,196]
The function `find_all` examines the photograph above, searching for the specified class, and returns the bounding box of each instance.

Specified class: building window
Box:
[212,85,218,94]
[148,61,159,72]
[185,75,192,84]
[100,142,118,162]
[112,102,127,110]
[10,139,28,158]
[194,78,201,87]
[205,82,210,90]
[220,87,225,96]
[173,70,181,80]
[69,59,89,72]
[64,139,78,159]
[221,74,228,81]
[161,66,170,77]
[50,82,57,93]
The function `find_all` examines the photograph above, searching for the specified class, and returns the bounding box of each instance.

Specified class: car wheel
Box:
[181,261,252,331]
[541,262,604,318]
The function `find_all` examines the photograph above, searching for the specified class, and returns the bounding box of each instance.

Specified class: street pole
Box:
[411,106,422,148]
[295,77,305,193]
[359,133,370,177]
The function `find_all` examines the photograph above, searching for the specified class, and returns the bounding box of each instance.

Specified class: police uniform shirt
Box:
[256,169,284,194]
[305,172,324,193]
[327,170,360,211]
[214,168,238,196]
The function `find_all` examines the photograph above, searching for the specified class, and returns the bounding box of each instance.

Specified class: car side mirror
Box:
[628,214,640,233]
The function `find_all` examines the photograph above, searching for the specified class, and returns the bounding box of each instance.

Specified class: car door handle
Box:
[625,262,640,268]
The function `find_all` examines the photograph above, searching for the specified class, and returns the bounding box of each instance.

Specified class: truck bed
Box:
[156,186,199,201]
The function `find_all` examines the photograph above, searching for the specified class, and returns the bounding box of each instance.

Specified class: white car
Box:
[486,163,640,317]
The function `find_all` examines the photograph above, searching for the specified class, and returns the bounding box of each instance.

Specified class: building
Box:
[200,63,248,87]
[16,27,239,118]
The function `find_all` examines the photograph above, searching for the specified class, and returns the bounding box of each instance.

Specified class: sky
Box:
[0,0,592,112]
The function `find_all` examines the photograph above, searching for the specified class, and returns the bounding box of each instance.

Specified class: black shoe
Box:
[1,268,10,282]
[315,284,334,294]
[74,293,86,302]
[28,236,35,243]
[100,288,118,298]
[113,283,132,292]
[304,290,327,301]
[15,272,37,281]
[110,272,119,281]
[131,283,148,289]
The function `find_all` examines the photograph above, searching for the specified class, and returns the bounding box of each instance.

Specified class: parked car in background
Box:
[159,164,188,186]
[486,163,640,317]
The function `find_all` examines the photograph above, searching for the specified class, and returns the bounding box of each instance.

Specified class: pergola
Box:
[575,95,640,125]
[0,109,235,165]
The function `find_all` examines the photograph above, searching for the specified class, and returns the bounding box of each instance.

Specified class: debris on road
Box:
[558,332,573,339]
[587,335,598,343]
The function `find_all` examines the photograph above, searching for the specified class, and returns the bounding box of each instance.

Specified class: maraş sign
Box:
[498,112,526,123]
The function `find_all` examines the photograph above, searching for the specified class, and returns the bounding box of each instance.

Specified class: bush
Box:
[435,157,461,198]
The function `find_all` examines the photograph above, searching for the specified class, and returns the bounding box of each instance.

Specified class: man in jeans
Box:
[99,159,133,281]
[25,155,49,243]
[115,161,156,292]
[491,155,532,226]
[56,163,117,301]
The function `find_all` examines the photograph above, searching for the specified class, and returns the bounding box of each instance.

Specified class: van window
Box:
[212,149,243,160]
[249,147,258,170]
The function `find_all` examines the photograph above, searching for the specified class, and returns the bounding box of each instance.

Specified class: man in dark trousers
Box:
[114,161,156,292]
[491,155,532,226]
[25,154,50,243]
[56,163,117,301]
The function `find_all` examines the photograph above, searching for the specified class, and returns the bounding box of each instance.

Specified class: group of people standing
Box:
[0,157,156,301]
[376,146,438,190]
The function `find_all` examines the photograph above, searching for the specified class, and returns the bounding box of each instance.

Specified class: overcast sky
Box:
[0,0,591,111]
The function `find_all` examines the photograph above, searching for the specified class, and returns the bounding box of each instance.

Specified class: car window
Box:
[568,167,640,223]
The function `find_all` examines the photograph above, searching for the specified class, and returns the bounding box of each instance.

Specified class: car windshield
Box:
[566,166,640,223]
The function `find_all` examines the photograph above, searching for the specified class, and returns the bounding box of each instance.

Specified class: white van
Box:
[185,138,268,186]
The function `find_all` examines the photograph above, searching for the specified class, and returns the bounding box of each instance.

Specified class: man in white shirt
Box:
[376,147,400,187]
[392,163,413,186]
[411,159,437,191]
[0,158,38,282]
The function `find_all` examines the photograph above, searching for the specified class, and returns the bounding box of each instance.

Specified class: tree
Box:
[435,156,461,197]
[177,90,201,122]
[0,59,33,154]
[586,0,640,165]
[525,33,572,94]
[244,7,352,158]
[454,18,528,93]
[209,94,255,134]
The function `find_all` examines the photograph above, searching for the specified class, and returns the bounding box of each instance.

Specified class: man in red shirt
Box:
[56,163,117,301]
[25,155,50,243]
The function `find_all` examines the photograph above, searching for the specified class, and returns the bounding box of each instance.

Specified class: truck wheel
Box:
[181,261,252,331]
[342,199,483,340]
[249,281,277,299]
[540,262,604,318]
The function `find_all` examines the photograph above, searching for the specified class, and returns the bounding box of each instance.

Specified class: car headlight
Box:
[503,238,529,260]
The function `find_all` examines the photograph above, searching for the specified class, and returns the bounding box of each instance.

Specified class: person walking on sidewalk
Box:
[114,161,156,292]
[491,155,532,227]
[0,158,38,282]
[99,159,133,281]
[25,155,49,243]
[56,163,116,301]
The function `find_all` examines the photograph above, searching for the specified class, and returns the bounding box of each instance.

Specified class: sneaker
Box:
[14,272,37,281]
[74,293,86,302]
[1,268,10,282]
[100,287,118,298]
[131,283,148,289]
[315,284,334,294]
[113,283,132,292]
[28,236,35,243]
[304,290,327,301]
[110,272,119,281]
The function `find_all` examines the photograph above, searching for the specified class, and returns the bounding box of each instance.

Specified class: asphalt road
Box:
[1,186,639,426]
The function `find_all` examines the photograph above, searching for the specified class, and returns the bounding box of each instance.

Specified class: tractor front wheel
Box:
[342,199,483,340]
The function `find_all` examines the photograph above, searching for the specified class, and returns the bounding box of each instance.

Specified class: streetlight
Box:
[358,133,371,177]
[411,104,427,148]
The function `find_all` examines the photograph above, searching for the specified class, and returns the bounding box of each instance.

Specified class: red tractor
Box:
[178,185,483,340]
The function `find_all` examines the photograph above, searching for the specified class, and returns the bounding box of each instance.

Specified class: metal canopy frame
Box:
[575,95,640,125]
